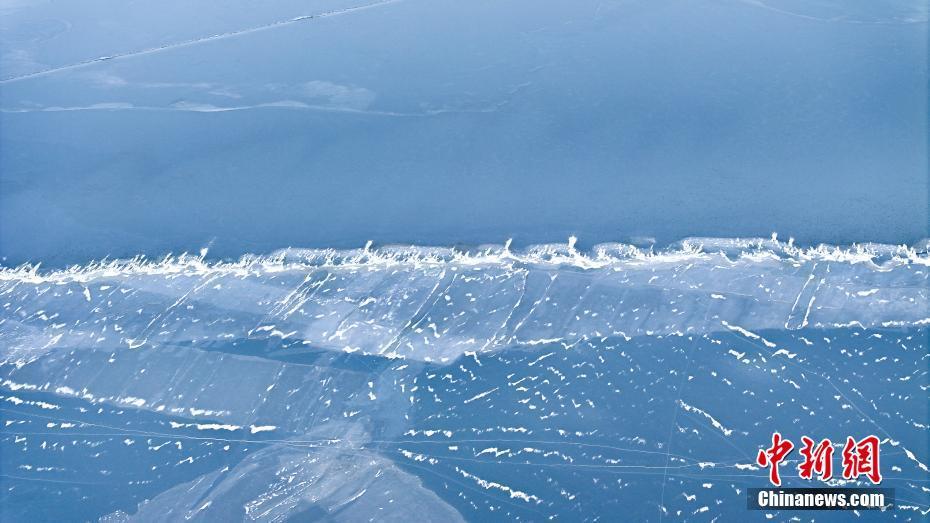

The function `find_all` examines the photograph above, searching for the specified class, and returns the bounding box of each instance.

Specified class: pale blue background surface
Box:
[1,0,927,263]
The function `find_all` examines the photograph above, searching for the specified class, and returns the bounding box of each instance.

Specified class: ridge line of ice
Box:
[3,236,926,284]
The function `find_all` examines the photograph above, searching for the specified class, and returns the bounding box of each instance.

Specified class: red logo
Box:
[841,435,882,484]
[798,436,834,481]
[757,433,882,486]
[756,432,794,486]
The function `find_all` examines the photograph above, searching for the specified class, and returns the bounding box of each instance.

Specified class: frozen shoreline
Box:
[3,235,927,365]
[4,235,929,281]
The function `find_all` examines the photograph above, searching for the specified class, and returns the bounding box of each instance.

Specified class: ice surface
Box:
[1,0,928,265]
[1,239,928,520]
[1,0,928,520]
[2,238,929,364]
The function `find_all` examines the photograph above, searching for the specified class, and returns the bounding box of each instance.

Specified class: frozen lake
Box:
[2,240,929,520]
[1,0,927,266]
[1,0,928,520]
